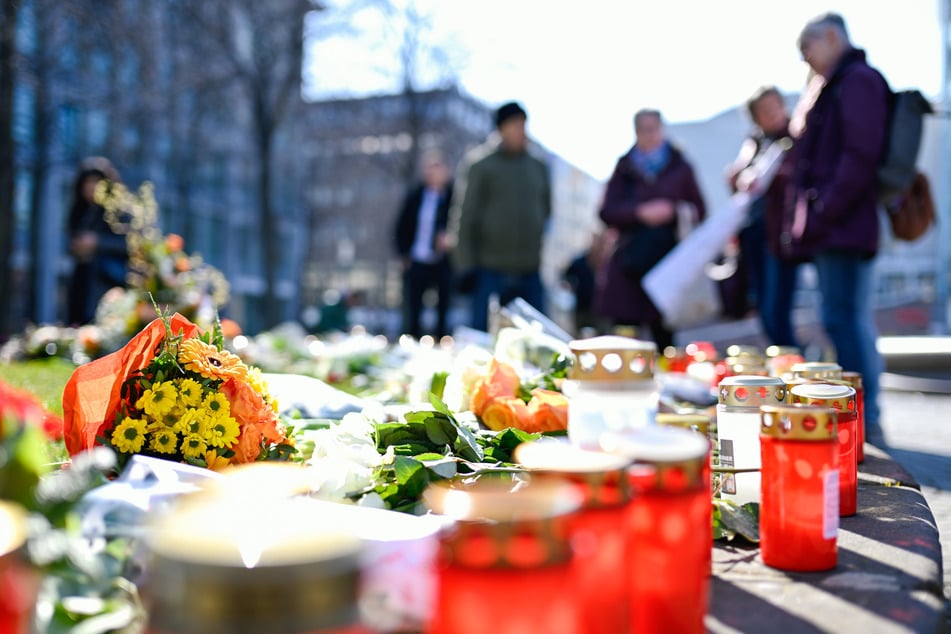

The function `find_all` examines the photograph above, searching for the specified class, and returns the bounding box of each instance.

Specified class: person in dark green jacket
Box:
[449,101,552,332]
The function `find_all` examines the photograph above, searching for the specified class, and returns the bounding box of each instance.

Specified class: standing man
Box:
[783,12,889,445]
[450,101,552,332]
[394,149,454,340]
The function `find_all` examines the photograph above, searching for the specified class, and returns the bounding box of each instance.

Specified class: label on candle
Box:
[823,469,840,540]
[719,439,736,494]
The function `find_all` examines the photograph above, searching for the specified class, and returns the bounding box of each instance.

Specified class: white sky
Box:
[305,1,945,181]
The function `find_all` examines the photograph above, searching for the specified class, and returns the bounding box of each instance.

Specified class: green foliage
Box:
[365,397,542,514]
[0,358,75,416]
[712,499,760,543]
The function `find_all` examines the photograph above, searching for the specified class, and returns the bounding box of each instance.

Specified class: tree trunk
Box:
[0,0,19,338]
[255,96,280,329]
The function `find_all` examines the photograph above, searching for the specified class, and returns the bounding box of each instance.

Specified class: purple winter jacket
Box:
[781,48,889,260]
[595,144,706,325]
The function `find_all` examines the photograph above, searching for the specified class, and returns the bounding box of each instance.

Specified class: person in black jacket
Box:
[66,157,127,325]
[394,149,454,339]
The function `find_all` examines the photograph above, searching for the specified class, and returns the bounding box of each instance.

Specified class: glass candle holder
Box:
[788,382,858,517]
[841,371,866,463]
[563,335,658,449]
[765,345,805,378]
[0,502,38,634]
[144,495,366,634]
[716,375,787,505]
[422,477,584,634]
[790,361,843,382]
[759,404,839,571]
[601,426,712,634]
[514,438,632,634]
[655,412,715,493]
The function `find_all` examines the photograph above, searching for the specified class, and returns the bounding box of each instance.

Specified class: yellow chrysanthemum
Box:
[202,392,231,420]
[111,417,148,454]
[136,381,178,419]
[181,433,207,460]
[204,450,232,472]
[150,428,178,454]
[179,338,249,382]
[177,378,203,408]
[206,416,240,448]
[175,408,207,437]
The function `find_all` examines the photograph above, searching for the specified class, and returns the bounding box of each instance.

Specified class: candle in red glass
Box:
[514,439,632,634]
[765,345,805,378]
[788,382,858,517]
[790,361,843,382]
[423,477,583,634]
[655,412,715,574]
[601,426,711,634]
[759,404,839,571]
[841,371,866,463]
[0,502,37,634]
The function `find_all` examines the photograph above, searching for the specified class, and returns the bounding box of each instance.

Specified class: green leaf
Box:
[430,372,448,400]
[424,415,455,446]
[419,455,459,479]
[393,456,429,497]
[713,499,760,543]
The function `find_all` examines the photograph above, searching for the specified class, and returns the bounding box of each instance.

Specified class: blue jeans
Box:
[813,252,883,431]
[760,252,799,347]
[470,269,545,333]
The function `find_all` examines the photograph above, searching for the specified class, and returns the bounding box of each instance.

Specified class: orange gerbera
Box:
[178,339,248,382]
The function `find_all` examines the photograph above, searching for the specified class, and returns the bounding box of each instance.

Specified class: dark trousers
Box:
[470,269,545,333]
[403,260,452,339]
[739,213,799,347]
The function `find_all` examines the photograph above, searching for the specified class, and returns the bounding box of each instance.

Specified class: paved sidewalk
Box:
[878,389,951,627]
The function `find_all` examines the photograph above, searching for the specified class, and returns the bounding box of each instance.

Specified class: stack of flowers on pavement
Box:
[62,312,294,472]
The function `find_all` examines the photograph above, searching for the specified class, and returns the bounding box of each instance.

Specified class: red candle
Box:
[841,371,866,463]
[788,383,858,517]
[759,404,839,571]
[601,426,711,634]
[0,502,38,634]
[514,439,632,633]
[423,478,583,634]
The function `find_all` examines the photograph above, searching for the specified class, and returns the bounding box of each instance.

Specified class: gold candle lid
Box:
[146,496,363,634]
[723,357,769,376]
[514,438,632,508]
[568,335,656,382]
[725,344,764,360]
[760,404,838,441]
[790,361,843,380]
[600,426,709,491]
[788,382,857,417]
[423,477,582,568]
[766,345,802,358]
[655,412,713,436]
[718,375,787,407]
[840,371,864,389]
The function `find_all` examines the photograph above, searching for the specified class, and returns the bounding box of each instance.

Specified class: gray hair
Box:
[633,108,663,129]
[799,12,850,46]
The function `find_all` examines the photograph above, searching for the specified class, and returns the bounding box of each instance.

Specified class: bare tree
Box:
[181,0,316,330]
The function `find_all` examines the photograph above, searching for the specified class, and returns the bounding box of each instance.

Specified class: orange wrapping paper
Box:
[62,313,200,456]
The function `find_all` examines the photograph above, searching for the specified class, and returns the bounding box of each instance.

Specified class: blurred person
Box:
[394,149,454,339]
[726,86,799,347]
[66,157,127,325]
[782,12,889,443]
[449,101,552,332]
[561,228,614,336]
[595,108,706,351]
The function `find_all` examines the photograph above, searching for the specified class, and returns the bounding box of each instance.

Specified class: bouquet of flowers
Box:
[62,312,294,471]
[95,181,230,345]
